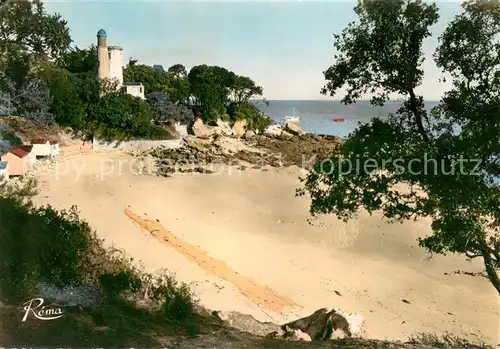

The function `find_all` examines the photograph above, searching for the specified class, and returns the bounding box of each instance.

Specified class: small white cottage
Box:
[30,138,52,157]
[31,138,60,157]
[50,139,60,156]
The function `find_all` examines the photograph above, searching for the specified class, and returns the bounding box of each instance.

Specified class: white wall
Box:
[51,143,60,156]
[92,138,183,152]
[125,85,145,100]
[31,143,51,157]
[108,48,124,89]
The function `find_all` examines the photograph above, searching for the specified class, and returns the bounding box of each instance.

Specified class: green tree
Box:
[167,63,187,78]
[88,92,159,140]
[228,75,263,103]
[0,73,54,124]
[147,91,193,125]
[71,72,100,107]
[37,64,85,129]
[123,62,170,95]
[301,0,500,294]
[59,45,98,75]
[187,65,232,121]
[166,64,190,103]
[0,0,71,65]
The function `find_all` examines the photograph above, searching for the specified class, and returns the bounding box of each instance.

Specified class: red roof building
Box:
[10,145,33,158]
[0,145,35,176]
[31,138,58,145]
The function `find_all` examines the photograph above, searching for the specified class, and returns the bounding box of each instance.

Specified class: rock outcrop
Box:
[281,308,356,340]
[187,118,251,139]
[284,121,305,136]
[213,311,284,337]
[146,133,343,177]
[244,130,255,140]
[214,119,234,136]
[213,308,365,342]
[187,118,216,138]
[263,124,283,137]
[232,120,247,137]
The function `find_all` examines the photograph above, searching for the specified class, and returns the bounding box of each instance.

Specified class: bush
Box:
[87,92,173,141]
[407,332,483,347]
[147,91,194,125]
[0,121,22,152]
[148,272,196,321]
[228,102,271,133]
[0,178,198,324]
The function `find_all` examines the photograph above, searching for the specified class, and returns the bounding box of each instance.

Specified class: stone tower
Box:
[97,29,109,81]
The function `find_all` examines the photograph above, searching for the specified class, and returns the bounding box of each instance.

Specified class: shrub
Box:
[148,272,196,321]
[407,332,483,348]
[147,91,194,125]
[0,178,198,324]
[0,120,22,152]
[87,92,174,141]
[227,102,271,133]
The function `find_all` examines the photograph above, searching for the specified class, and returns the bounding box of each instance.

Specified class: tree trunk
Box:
[409,90,429,142]
[480,241,500,295]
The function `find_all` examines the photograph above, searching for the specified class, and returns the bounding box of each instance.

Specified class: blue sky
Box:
[44,1,463,100]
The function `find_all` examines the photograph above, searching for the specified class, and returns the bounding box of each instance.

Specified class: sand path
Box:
[125,208,298,315]
[32,150,499,344]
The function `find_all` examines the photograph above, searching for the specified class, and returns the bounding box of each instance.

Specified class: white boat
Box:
[284,106,300,123]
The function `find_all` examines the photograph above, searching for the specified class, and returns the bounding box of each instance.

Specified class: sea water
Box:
[259,100,419,139]
[259,100,499,185]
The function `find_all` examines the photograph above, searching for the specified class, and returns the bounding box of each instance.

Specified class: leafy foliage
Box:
[0,0,269,137]
[87,92,168,141]
[228,74,263,103]
[166,64,190,104]
[188,65,231,121]
[167,64,187,78]
[59,45,98,75]
[228,102,271,133]
[37,64,86,129]
[0,178,198,323]
[0,0,71,62]
[123,62,170,95]
[147,91,194,125]
[302,0,500,294]
[0,73,54,124]
[187,64,265,123]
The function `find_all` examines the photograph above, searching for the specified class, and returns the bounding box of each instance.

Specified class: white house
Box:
[30,138,52,157]
[50,140,60,157]
[124,82,145,100]
[31,138,60,157]
[0,161,8,181]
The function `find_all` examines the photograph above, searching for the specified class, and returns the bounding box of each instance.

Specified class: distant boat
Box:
[333,117,345,122]
[284,106,300,123]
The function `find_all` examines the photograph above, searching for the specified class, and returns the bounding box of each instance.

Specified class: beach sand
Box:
[32,149,499,345]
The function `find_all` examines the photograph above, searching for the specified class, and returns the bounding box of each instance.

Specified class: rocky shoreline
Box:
[144,121,343,178]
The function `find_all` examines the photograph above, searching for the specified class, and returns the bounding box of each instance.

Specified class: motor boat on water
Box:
[333,117,345,122]
[285,116,300,123]
[284,106,300,123]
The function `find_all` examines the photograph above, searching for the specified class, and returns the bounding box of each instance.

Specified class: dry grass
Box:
[407,332,488,348]
[0,116,74,144]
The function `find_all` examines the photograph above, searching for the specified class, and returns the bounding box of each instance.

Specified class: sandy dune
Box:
[32,149,499,345]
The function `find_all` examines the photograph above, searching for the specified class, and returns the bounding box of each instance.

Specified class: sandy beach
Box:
[32,148,499,345]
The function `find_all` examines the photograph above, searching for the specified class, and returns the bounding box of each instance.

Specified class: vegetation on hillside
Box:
[0,178,205,345]
[0,0,270,142]
[300,0,500,294]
